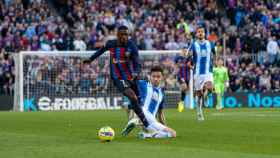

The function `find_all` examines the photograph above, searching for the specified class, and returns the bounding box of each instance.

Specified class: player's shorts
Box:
[112,79,138,95]
[143,109,167,132]
[194,73,213,91]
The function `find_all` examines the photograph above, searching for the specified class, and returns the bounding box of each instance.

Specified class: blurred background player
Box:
[123,66,176,139]
[84,25,149,128]
[175,49,193,112]
[191,26,215,121]
[213,57,229,110]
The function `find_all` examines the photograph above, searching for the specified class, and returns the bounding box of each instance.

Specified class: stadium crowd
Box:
[0,0,279,95]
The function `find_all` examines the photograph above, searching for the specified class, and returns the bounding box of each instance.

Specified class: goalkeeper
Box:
[213,57,229,110]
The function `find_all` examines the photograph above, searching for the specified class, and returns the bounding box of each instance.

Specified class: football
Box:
[98,126,115,142]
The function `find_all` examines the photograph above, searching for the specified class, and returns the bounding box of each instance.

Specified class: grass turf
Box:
[0,108,279,158]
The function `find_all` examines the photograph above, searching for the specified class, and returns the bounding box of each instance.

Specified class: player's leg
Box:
[195,90,204,121]
[122,106,143,136]
[199,73,214,116]
[214,84,224,110]
[184,81,191,109]
[121,98,142,136]
[139,116,176,139]
[150,121,176,138]
[122,96,141,124]
[178,80,188,112]
[203,81,214,107]
[121,88,150,136]
[162,127,176,138]
[139,129,176,139]
[122,96,134,121]
[194,76,204,121]
[196,81,214,121]
[113,79,149,128]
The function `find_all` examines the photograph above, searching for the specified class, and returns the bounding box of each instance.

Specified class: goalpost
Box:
[14,51,194,112]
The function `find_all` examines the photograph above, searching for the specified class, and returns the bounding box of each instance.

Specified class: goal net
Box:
[15,51,193,111]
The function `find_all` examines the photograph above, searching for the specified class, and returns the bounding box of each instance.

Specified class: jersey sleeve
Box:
[137,80,147,104]
[89,41,110,61]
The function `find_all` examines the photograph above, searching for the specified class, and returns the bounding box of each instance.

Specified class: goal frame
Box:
[16,50,194,111]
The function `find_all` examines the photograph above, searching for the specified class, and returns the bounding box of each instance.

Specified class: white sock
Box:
[153,131,172,138]
[128,109,134,121]
[185,92,190,108]
[199,98,204,114]
[143,131,172,138]
[195,96,200,114]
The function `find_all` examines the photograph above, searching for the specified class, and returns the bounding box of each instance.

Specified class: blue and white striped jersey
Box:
[138,80,164,117]
[192,40,214,75]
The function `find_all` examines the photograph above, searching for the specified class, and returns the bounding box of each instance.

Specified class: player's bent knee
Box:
[124,89,138,102]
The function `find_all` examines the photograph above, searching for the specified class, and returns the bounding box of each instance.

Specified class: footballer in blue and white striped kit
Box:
[122,66,176,139]
[192,35,214,91]
[191,26,215,121]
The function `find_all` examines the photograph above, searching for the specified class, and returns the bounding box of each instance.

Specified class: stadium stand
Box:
[0,0,279,95]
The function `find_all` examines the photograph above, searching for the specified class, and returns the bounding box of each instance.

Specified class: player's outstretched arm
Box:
[84,42,109,64]
[157,108,166,125]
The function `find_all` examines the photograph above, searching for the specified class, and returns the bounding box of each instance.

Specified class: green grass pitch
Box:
[0,108,279,158]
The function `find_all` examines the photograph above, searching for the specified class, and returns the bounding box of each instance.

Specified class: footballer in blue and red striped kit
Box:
[85,25,149,128]
[174,54,193,112]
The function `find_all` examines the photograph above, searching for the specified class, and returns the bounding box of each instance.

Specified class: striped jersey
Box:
[138,80,164,117]
[174,55,192,82]
[192,40,214,75]
[90,39,140,81]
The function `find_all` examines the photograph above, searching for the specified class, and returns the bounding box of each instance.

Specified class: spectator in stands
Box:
[267,36,279,65]
[259,69,272,91]
[73,32,87,51]
[0,0,279,95]
[165,37,179,50]
[176,18,190,34]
